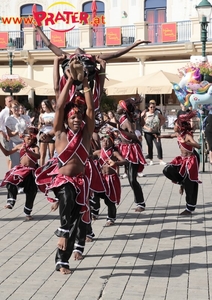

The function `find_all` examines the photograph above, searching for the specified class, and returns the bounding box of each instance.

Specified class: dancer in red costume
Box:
[0,127,39,220]
[93,131,127,226]
[34,24,149,109]
[109,99,147,212]
[160,110,201,215]
[42,69,94,274]
[35,25,150,61]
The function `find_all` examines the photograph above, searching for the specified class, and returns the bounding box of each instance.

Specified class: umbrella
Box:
[35,84,55,96]
[0,76,47,96]
[35,79,122,96]
[107,70,180,95]
[104,78,121,88]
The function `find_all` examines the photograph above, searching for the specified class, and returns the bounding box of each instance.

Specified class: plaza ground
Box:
[0,133,212,300]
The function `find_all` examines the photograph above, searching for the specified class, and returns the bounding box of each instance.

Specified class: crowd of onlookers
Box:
[1,95,210,170]
[0,96,58,168]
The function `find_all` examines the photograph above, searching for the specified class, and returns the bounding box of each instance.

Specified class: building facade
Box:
[0,0,211,110]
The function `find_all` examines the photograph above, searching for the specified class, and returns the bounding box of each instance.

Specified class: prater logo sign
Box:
[0,1,105,32]
[33,1,105,32]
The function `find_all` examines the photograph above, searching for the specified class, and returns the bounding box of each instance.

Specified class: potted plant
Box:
[0,78,26,93]
[178,61,212,83]
[197,61,212,82]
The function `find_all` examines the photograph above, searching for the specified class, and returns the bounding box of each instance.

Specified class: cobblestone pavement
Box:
[0,135,212,300]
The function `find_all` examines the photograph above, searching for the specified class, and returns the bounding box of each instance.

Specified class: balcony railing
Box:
[147,20,191,44]
[177,20,191,42]
[91,25,135,47]
[3,19,212,51]
[8,31,24,50]
[36,28,80,49]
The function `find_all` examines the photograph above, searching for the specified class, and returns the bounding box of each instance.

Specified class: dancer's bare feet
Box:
[135,206,145,212]
[85,236,93,242]
[57,237,67,251]
[51,202,59,211]
[25,215,33,221]
[4,204,12,209]
[105,220,115,227]
[59,267,72,275]
[180,209,192,216]
[73,251,83,260]
[179,185,184,195]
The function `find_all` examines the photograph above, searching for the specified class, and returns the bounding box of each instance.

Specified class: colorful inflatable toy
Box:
[173,64,212,109]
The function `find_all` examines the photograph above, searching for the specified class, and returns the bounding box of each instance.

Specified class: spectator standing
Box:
[142,101,166,165]
[177,103,190,118]
[19,104,31,126]
[204,108,212,164]
[5,100,28,167]
[51,99,57,111]
[38,99,55,166]
[0,95,13,169]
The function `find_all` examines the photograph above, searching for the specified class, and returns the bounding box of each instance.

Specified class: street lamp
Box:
[196,0,212,61]
[196,0,212,172]
[7,41,15,75]
[6,41,16,96]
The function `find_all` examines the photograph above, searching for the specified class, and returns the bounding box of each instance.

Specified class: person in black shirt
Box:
[177,103,190,118]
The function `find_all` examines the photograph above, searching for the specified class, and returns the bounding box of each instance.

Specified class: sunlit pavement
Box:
[0,134,212,300]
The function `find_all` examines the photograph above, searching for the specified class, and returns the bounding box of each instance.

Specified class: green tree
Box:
[100,92,117,112]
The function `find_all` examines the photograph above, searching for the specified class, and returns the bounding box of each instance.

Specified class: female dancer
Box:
[0,127,39,220]
[160,111,201,215]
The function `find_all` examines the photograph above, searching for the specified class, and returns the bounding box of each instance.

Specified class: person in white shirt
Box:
[0,96,13,169]
[5,100,28,167]
[38,99,55,166]
[19,104,31,126]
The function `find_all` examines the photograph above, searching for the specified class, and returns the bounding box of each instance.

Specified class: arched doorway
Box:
[20,4,43,48]
[144,0,167,43]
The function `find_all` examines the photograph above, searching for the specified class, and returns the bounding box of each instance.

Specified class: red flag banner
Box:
[106,27,121,46]
[161,23,177,42]
[91,0,97,19]
[0,32,9,49]
[50,31,66,47]
[91,0,98,31]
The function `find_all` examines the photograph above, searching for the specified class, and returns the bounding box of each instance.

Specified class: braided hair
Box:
[175,110,197,134]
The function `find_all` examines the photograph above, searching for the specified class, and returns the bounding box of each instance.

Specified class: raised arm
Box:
[53,55,65,101]
[54,70,74,134]
[83,77,95,136]
[95,55,106,98]
[99,39,151,61]
[35,26,67,56]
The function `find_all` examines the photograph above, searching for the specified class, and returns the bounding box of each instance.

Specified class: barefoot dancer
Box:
[0,127,40,220]
[35,25,150,61]
[35,25,149,108]
[92,130,127,226]
[159,111,201,215]
[42,69,94,274]
[109,99,147,212]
